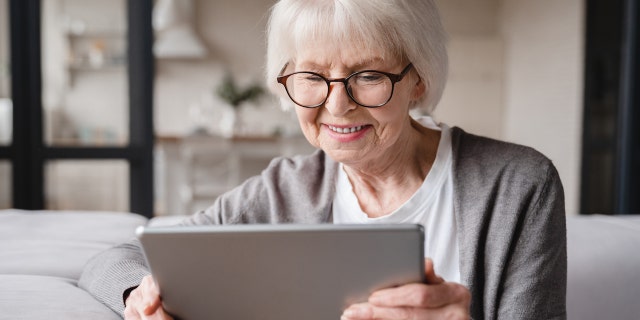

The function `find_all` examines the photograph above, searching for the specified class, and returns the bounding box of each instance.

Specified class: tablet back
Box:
[137,224,424,320]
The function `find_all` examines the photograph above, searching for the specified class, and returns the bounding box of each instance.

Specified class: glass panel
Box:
[41,0,128,146]
[0,161,10,209]
[0,0,11,146]
[45,160,129,211]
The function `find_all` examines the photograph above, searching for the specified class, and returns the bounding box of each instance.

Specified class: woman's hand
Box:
[124,275,174,320]
[341,259,471,320]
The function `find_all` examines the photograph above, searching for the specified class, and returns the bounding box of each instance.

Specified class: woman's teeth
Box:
[328,125,364,134]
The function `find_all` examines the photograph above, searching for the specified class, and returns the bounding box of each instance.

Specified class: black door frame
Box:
[615,0,640,213]
[6,0,154,217]
[581,0,640,214]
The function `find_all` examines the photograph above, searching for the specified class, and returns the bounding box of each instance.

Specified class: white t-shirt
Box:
[332,117,460,282]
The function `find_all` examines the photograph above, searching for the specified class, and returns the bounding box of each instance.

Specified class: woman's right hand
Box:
[124,275,174,320]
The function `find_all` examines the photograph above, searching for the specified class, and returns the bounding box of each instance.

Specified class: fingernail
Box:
[342,304,367,318]
[342,306,360,317]
[342,308,356,317]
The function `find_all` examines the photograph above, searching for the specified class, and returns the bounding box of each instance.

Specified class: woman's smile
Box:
[326,124,366,134]
[322,123,372,143]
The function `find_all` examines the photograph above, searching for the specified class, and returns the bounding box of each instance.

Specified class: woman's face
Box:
[290,46,425,166]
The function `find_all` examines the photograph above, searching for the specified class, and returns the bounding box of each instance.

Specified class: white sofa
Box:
[566,214,640,319]
[0,210,148,319]
[1,209,639,319]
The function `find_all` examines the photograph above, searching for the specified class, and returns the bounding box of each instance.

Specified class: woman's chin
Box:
[322,148,368,165]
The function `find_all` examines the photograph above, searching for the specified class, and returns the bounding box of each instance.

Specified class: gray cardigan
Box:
[79,127,567,320]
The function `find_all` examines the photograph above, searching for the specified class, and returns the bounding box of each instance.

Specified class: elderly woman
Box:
[79,0,566,319]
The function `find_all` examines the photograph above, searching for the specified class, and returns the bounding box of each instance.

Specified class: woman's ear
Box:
[411,76,427,101]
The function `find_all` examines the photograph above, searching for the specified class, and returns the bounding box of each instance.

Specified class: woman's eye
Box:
[303,74,324,82]
[355,72,385,83]
[293,73,325,85]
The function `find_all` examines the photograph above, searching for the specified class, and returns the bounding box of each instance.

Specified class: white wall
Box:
[0,0,9,98]
[434,0,584,215]
[154,0,299,138]
[500,0,584,215]
[434,0,505,139]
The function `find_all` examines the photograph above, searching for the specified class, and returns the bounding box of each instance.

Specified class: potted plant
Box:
[215,74,264,137]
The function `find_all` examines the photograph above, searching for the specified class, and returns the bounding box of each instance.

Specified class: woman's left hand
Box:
[341,259,471,320]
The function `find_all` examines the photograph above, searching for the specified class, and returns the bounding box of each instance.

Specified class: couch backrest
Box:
[0,210,147,280]
[566,215,640,320]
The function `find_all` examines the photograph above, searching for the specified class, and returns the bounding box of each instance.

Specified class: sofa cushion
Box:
[566,215,640,320]
[0,210,147,280]
[0,274,121,320]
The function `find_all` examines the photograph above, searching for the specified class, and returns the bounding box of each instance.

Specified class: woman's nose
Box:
[324,83,356,116]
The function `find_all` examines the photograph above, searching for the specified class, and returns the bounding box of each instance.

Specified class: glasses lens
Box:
[286,73,328,107]
[283,71,395,108]
[349,71,393,107]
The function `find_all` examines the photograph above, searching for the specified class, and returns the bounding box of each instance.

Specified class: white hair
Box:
[265,0,449,114]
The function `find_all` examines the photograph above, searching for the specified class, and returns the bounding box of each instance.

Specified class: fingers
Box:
[341,260,471,320]
[424,258,445,284]
[368,282,469,309]
[366,258,461,310]
[341,302,470,320]
[125,307,174,320]
[124,276,174,320]
[140,276,162,315]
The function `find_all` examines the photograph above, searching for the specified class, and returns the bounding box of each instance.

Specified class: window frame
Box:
[5,0,154,217]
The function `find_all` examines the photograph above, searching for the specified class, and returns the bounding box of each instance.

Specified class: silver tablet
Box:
[137,224,425,320]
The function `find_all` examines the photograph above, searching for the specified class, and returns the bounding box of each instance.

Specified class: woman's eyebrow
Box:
[296,58,386,72]
[352,57,385,69]
[296,62,327,71]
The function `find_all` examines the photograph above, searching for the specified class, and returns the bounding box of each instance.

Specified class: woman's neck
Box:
[343,119,441,218]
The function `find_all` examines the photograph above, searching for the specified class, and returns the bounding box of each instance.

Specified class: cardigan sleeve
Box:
[496,162,567,319]
[77,239,151,316]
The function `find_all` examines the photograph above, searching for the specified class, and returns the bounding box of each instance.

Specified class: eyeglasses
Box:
[277,63,414,108]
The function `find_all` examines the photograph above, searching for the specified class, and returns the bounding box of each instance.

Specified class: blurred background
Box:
[0,0,638,217]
